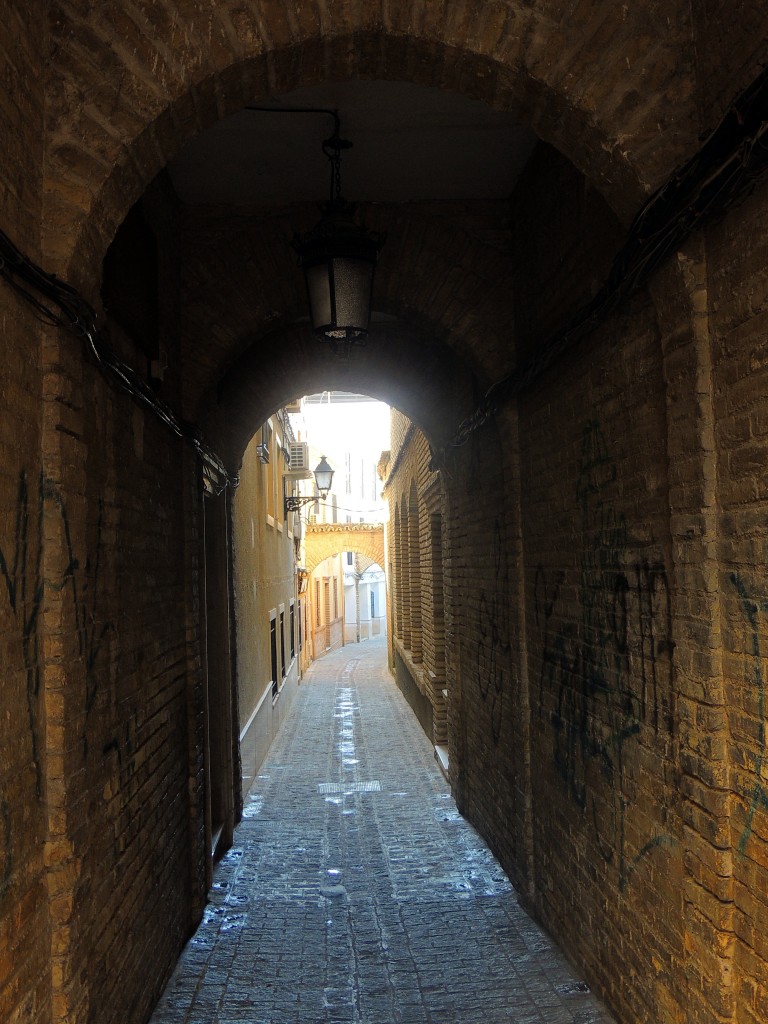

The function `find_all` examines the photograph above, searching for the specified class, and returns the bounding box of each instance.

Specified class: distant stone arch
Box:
[305,523,385,576]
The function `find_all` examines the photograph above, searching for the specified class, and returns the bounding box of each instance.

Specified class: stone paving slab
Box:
[149,637,617,1024]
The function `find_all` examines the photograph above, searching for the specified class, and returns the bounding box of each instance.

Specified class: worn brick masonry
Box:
[3,3,768,1024]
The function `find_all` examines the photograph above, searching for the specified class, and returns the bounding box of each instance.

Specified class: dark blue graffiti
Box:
[0,471,44,795]
[477,518,510,743]
[730,573,768,855]
[0,470,114,900]
[44,489,114,758]
[534,421,675,888]
[0,796,11,900]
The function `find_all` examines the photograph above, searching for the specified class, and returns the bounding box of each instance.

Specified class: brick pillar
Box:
[427,508,448,745]
[651,240,736,1023]
[400,494,412,650]
[393,506,403,641]
[408,481,422,662]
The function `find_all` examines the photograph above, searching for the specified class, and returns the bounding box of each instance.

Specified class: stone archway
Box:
[305,522,385,576]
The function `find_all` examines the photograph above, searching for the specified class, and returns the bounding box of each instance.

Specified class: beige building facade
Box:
[232,412,306,796]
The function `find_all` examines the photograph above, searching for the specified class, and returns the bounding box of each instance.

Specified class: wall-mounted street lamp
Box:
[284,455,335,515]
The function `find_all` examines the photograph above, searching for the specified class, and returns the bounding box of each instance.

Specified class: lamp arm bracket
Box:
[322,136,353,153]
[284,493,319,514]
[245,105,341,138]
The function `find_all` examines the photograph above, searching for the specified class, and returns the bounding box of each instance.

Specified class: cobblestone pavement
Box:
[150,637,617,1024]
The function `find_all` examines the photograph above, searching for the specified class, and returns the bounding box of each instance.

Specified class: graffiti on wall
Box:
[0,471,45,899]
[0,796,11,900]
[0,471,44,796]
[102,711,139,805]
[476,518,511,743]
[0,467,114,877]
[730,573,768,855]
[44,489,113,756]
[534,421,676,888]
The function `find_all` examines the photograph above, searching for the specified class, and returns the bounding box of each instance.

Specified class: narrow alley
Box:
[149,637,614,1024]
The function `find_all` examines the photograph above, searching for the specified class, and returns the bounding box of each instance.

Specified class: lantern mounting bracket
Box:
[284,493,321,514]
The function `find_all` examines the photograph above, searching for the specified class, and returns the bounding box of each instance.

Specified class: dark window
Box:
[346,551,354,566]
[279,611,286,678]
[290,603,296,659]
[270,616,278,698]
[371,590,376,618]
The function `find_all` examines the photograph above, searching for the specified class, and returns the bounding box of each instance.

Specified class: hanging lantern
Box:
[293,127,384,352]
[295,203,383,341]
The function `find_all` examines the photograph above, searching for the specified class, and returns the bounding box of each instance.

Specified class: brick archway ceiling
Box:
[48,6,703,291]
[44,1,720,471]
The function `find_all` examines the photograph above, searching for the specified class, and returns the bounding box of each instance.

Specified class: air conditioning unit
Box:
[286,442,312,478]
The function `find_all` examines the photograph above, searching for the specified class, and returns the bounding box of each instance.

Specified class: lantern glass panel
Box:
[314,458,334,494]
[307,263,332,332]
[331,257,374,335]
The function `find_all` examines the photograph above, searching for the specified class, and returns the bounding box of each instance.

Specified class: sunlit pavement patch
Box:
[318,781,381,793]
[241,795,263,818]
[319,884,347,898]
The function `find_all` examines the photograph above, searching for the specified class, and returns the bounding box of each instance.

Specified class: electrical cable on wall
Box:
[298,501,387,518]
[0,227,238,493]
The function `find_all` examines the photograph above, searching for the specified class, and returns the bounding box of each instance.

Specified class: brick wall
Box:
[384,140,713,1022]
[2,4,768,1024]
[709,183,768,1024]
[42,358,202,1024]
[386,302,688,1020]
[0,4,49,1023]
[691,4,768,120]
[512,144,684,1020]
[520,302,683,1021]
